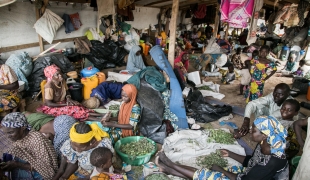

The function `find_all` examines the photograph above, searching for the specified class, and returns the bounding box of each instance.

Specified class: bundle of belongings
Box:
[185,90,232,123]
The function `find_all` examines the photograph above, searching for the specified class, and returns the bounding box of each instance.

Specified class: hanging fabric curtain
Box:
[96,0,115,32]
[220,0,255,28]
[246,0,264,45]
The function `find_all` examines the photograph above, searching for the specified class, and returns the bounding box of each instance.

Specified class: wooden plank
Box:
[35,8,44,52]
[145,0,171,6]
[49,0,91,3]
[213,3,220,38]
[0,36,86,53]
[168,0,179,68]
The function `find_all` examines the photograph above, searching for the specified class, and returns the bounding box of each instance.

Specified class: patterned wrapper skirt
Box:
[0,90,20,113]
[37,105,93,120]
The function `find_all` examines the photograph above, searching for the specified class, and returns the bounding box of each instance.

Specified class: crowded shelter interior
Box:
[1,0,310,179]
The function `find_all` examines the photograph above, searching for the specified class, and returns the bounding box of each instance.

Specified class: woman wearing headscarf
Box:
[24,112,77,160]
[101,84,140,144]
[0,64,21,113]
[126,45,146,74]
[53,122,113,180]
[155,116,288,180]
[0,112,58,180]
[37,64,103,121]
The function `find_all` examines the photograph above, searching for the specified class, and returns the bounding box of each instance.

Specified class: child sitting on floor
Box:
[239,60,251,95]
[221,64,235,84]
[295,60,310,77]
[278,99,301,159]
[90,147,129,180]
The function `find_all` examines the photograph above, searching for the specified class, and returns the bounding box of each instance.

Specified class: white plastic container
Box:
[188,71,201,85]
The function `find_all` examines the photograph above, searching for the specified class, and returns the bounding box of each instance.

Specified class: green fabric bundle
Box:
[26,113,54,131]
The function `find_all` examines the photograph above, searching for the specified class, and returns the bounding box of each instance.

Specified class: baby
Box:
[239,60,251,95]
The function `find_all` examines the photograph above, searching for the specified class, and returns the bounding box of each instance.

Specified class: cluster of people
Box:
[154,83,309,180]
[0,61,144,179]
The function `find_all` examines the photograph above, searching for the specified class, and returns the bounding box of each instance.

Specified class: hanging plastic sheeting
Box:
[5,52,33,90]
[220,0,255,28]
[33,9,64,44]
[246,0,264,45]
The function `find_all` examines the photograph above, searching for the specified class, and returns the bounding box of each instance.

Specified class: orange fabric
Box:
[118,84,137,137]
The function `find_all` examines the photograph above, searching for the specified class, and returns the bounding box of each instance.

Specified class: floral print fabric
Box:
[244,59,277,103]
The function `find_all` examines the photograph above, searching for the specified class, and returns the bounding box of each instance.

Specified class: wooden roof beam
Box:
[144,0,172,6]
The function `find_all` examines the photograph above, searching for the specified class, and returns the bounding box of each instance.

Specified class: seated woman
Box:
[101,84,141,144]
[126,45,146,74]
[0,64,21,113]
[37,64,103,121]
[0,112,58,180]
[24,112,77,160]
[174,52,189,89]
[155,116,288,180]
[53,122,113,180]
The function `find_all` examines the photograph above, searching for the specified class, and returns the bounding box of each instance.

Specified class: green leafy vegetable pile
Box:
[197,86,213,91]
[120,138,155,156]
[207,129,235,144]
[145,173,170,180]
[108,104,120,110]
[196,150,228,169]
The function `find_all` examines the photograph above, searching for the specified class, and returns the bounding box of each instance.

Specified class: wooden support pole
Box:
[36,8,44,53]
[225,23,229,40]
[168,0,179,68]
[213,3,220,38]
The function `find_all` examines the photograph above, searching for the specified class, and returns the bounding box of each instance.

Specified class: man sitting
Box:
[236,83,292,138]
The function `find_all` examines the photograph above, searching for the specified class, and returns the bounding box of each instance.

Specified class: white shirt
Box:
[244,93,293,120]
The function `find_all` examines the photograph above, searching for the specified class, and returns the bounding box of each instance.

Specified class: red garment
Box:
[194,4,207,19]
[37,105,93,121]
[174,52,189,71]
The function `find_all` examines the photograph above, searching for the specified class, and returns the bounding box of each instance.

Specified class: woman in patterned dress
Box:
[155,116,288,180]
[0,112,58,180]
[0,64,21,113]
[244,45,277,103]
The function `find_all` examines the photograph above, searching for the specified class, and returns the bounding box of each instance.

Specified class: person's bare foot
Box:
[158,151,174,167]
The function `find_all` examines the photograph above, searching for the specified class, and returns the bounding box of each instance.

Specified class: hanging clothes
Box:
[220,0,255,28]
[194,4,207,19]
[246,0,264,45]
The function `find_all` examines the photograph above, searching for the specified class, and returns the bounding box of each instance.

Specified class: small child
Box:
[239,60,251,95]
[283,53,298,74]
[278,99,300,159]
[90,147,128,180]
[252,50,259,60]
[221,64,235,84]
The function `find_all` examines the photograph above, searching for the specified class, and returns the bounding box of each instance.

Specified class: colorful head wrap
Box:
[69,123,109,143]
[254,116,287,157]
[1,112,31,130]
[118,84,138,137]
[44,64,60,81]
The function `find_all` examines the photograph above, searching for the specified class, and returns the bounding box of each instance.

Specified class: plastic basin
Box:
[115,136,157,166]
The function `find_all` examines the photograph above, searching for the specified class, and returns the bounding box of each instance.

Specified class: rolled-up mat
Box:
[149,46,188,129]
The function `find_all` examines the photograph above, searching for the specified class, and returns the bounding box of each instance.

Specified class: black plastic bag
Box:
[186,90,232,123]
[49,53,75,73]
[137,80,166,144]
[84,54,109,70]
[27,53,74,95]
